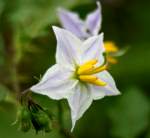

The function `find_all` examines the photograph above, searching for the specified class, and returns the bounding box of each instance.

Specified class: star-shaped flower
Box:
[30,26,120,131]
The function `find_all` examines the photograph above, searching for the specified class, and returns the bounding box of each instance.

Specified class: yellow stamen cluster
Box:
[104,41,119,64]
[104,41,119,53]
[77,59,107,86]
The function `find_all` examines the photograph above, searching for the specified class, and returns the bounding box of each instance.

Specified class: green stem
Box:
[2,23,20,98]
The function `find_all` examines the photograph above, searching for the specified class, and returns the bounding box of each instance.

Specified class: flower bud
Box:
[31,111,52,132]
[28,101,52,133]
[19,106,31,132]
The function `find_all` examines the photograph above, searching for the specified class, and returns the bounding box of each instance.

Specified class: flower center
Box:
[77,59,107,86]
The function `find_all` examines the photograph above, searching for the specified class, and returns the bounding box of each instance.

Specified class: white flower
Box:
[30,26,120,131]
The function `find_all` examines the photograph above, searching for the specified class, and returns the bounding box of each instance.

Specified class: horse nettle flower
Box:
[30,26,120,131]
[57,2,102,39]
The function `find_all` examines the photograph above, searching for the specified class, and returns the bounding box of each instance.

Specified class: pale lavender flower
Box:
[31,27,120,131]
[57,2,102,39]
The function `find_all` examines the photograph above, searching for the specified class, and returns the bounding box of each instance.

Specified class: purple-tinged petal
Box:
[57,8,89,39]
[67,84,93,131]
[81,33,105,65]
[31,64,78,100]
[52,26,82,69]
[90,71,120,99]
[85,2,102,35]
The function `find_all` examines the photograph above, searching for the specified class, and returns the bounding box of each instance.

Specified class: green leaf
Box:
[108,87,150,138]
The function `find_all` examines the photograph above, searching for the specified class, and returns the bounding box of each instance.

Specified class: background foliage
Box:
[0,0,150,138]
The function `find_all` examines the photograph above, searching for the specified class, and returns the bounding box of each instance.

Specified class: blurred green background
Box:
[0,0,150,138]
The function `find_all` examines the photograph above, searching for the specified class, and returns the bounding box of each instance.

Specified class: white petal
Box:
[93,71,120,97]
[57,8,89,39]
[85,1,102,35]
[53,26,82,69]
[30,64,78,100]
[67,84,93,131]
[89,85,105,100]
[81,33,105,65]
